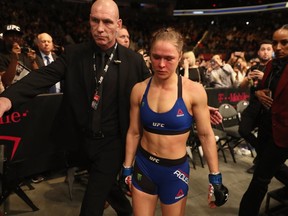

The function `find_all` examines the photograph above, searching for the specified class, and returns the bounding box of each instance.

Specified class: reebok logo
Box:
[175,189,184,200]
[176,109,184,117]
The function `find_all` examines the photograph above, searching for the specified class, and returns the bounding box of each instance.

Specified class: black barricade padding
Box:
[206,87,250,108]
[0,93,86,182]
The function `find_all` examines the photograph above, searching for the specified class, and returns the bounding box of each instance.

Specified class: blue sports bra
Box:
[140,76,193,135]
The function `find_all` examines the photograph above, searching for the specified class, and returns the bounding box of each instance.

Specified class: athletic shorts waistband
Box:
[138,145,187,166]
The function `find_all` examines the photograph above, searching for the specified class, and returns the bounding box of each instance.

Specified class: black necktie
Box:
[45,55,57,93]
[97,52,106,80]
[92,52,106,133]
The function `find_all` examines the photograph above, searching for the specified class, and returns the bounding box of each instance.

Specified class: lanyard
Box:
[91,43,118,110]
[93,43,118,88]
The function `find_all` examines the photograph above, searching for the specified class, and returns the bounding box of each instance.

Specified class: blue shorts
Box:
[132,145,190,204]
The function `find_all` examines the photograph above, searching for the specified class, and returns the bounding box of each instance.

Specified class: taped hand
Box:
[208,173,229,208]
[119,165,133,196]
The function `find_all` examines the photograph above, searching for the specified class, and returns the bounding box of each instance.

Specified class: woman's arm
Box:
[192,85,219,173]
[123,83,143,167]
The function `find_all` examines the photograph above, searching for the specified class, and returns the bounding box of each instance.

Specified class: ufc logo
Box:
[149,156,160,163]
[6,25,21,32]
[152,122,165,127]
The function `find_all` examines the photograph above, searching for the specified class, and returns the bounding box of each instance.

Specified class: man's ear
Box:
[117,19,122,30]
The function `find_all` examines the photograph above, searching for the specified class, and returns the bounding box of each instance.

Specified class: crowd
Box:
[2,0,287,91]
[1,0,288,61]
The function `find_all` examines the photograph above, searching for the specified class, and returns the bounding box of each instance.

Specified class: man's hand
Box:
[255,89,273,109]
[27,49,37,62]
[0,97,12,117]
[209,106,222,125]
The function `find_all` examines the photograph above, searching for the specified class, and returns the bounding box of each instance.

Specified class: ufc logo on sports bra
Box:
[149,156,160,163]
[152,122,165,127]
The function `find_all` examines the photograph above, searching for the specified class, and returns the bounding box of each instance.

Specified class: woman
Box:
[122,27,228,216]
[179,50,207,85]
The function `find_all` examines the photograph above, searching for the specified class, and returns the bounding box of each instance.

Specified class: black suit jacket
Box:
[1,41,151,142]
[34,50,58,68]
[34,50,64,92]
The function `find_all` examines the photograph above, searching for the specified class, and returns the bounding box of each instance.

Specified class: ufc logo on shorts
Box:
[149,156,160,163]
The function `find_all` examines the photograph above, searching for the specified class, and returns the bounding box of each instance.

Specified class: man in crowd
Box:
[238,39,273,174]
[116,25,130,49]
[206,54,238,88]
[35,32,60,93]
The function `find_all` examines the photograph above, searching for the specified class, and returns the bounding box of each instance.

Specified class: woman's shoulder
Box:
[182,76,203,89]
[182,76,206,97]
[133,77,150,90]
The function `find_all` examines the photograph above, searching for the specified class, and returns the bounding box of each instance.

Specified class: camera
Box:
[20,46,31,53]
[236,62,242,70]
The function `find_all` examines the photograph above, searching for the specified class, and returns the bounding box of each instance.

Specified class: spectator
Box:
[116,25,130,48]
[206,54,238,88]
[35,32,61,93]
[239,39,274,174]
[179,50,207,85]
[137,48,152,73]
[0,24,38,88]
[233,56,248,84]
[239,24,288,216]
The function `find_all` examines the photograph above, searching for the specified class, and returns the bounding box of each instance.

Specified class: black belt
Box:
[82,128,105,140]
[82,128,120,140]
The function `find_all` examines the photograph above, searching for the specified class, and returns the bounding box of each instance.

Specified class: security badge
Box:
[91,90,100,110]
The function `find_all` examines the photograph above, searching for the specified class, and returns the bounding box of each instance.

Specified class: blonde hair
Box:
[150,27,184,54]
[183,51,196,66]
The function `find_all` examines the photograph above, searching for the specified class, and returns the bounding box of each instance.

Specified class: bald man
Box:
[0,0,150,215]
[34,33,60,93]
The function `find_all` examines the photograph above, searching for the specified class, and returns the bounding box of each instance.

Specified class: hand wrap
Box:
[208,173,229,208]
[119,165,133,196]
